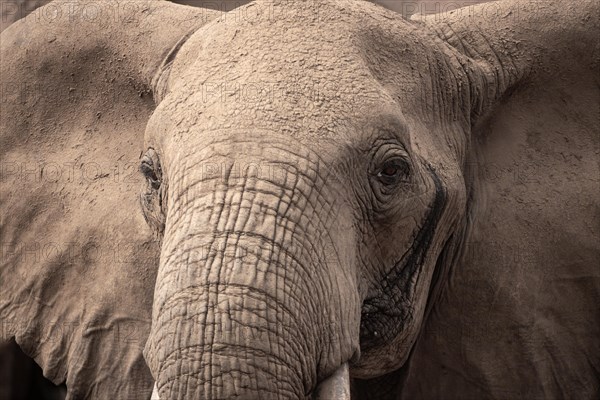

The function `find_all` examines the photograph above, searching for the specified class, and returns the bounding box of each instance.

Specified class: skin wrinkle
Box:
[423,15,531,122]
[160,185,338,282]
[158,349,299,398]
[164,139,331,228]
[193,166,224,397]
[360,167,448,351]
[152,280,314,396]
[438,51,463,122]
[171,368,297,399]
[159,156,342,282]
[207,166,259,395]
[150,138,350,394]
[158,223,328,308]
[207,171,231,399]
[423,51,440,125]
[269,169,304,372]
[294,159,347,316]
[209,174,256,396]
[475,24,506,93]
[402,169,449,283]
[158,340,301,385]
[355,161,429,278]
[165,226,319,280]
[265,158,295,373]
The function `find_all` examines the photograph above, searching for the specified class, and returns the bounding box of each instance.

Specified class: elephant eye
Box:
[140,148,162,189]
[376,159,410,186]
[139,148,165,234]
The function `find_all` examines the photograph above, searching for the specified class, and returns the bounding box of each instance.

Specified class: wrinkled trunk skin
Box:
[144,142,360,399]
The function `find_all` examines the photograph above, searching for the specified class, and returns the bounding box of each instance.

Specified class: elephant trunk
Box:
[150,363,352,400]
[144,146,360,398]
[147,266,311,398]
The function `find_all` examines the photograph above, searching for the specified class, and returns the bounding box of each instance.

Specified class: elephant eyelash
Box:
[140,149,163,189]
[368,140,412,188]
[140,148,166,234]
[141,161,161,189]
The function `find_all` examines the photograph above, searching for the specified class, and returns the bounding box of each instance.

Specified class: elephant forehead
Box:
[158,0,429,142]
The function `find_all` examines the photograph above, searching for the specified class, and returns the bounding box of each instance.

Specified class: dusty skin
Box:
[0,0,494,32]
[1,0,598,399]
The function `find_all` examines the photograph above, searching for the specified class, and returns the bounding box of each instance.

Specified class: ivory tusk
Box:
[151,383,160,400]
[315,363,351,399]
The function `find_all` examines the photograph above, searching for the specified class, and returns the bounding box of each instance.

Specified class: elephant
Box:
[1,0,598,398]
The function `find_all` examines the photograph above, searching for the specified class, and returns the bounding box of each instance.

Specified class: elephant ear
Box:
[0,2,219,398]
[403,1,600,398]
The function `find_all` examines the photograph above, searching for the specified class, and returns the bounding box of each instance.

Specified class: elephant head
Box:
[1,0,597,399]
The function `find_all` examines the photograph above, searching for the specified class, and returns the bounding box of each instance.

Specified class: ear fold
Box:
[403,1,600,397]
[0,1,219,398]
[412,0,598,122]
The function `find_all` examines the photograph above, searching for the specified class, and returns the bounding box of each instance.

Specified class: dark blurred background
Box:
[0,340,66,400]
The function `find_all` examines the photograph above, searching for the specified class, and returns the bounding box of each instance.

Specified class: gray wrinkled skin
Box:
[1,0,598,399]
